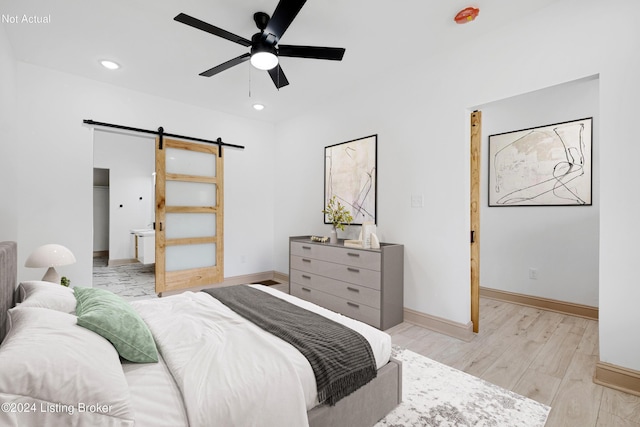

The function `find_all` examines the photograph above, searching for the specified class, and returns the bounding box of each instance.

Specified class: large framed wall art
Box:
[488,117,592,206]
[324,135,377,225]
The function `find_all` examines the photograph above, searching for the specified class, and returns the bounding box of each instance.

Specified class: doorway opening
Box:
[92,130,156,300]
[93,167,109,259]
[472,75,600,319]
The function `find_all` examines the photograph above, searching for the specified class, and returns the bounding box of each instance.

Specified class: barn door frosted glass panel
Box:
[166,147,216,177]
[165,181,217,207]
[166,244,217,271]
[165,213,216,239]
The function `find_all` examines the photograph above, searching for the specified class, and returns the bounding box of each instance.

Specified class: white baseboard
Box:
[404,307,475,342]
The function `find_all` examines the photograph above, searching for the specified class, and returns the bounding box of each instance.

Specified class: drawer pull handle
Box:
[347,252,360,257]
[302,275,311,279]
[347,287,360,293]
[347,267,360,273]
[301,287,311,292]
[347,302,360,308]
[302,258,311,263]
[302,246,311,250]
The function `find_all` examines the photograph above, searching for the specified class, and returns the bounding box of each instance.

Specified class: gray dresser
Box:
[289,236,404,330]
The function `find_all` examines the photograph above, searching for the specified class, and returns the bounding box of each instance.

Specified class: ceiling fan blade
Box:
[265,0,307,42]
[175,13,251,47]
[278,45,345,61]
[268,65,290,89]
[199,53,251,77]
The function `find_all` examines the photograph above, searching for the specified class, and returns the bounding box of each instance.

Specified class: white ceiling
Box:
[1,0,562,123]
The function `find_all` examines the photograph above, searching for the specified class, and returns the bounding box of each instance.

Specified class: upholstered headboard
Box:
[0,241,17,343]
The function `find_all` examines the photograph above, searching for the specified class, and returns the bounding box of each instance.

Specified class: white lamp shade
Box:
[25,244,76,268]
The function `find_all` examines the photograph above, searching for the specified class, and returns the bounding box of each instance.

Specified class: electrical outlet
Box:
[529,268,538,280]
[411,194,424,208]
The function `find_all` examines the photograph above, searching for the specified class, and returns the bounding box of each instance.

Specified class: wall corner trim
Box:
[594,361,640,397]
[403,307,475,342]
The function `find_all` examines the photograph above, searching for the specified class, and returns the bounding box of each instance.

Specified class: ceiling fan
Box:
[174,0,345,89]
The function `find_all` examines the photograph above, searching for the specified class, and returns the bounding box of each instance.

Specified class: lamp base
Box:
[42,267,61,284]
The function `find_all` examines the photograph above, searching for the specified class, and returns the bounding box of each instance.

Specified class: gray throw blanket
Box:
[203,285,377,406]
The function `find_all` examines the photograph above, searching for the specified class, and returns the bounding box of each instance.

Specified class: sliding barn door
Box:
[155,138,223,294]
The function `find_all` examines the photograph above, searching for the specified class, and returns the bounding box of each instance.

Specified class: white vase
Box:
[330,228,338,244]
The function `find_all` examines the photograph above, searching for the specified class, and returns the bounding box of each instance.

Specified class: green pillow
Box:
[74,287,158,363]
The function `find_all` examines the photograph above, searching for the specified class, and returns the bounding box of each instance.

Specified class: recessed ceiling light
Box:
[253,103,265,111]
[100,60,120,70]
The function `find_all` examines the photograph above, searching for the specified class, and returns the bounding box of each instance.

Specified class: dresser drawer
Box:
[291,255,381,290]
[290,283,380,328]
[290,269,380,309]
[291,241,381,271]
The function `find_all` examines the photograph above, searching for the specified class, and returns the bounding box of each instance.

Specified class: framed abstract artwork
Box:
[325,135,377,225]
[488,118,592,206]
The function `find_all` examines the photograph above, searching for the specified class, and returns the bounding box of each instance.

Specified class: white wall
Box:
[480,77,599,307]
[0,25,17,243]
[274,0,640,371]
[1,61,277,287]
[94,131,155,262]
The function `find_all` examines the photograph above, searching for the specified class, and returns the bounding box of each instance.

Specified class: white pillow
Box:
[16,280,76,313]
[0,307,134,427]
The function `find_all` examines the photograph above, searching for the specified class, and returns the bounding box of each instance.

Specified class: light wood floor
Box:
[386,297,640,427]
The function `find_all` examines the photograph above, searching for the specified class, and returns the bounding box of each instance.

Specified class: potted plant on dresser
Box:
[323,196,353,244]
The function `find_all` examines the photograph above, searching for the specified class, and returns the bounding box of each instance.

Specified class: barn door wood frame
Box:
[470,110,482,333]
[155,137,224,294]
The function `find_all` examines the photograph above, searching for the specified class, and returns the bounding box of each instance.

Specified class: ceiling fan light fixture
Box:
[250,44,278,70]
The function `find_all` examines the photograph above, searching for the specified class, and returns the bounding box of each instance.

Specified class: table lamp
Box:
[25,244,76,284]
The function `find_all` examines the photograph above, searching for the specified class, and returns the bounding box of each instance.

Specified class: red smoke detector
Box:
[454,7,479,24]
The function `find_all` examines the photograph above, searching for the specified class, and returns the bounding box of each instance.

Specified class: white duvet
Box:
[130,285,391,427]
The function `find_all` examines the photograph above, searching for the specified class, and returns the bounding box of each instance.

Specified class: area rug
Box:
[376,347,550,427]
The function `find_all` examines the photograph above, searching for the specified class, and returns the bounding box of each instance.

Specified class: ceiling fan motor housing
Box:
[251,33,276,51]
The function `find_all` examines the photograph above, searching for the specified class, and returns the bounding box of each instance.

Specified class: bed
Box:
[0,241,401,427]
